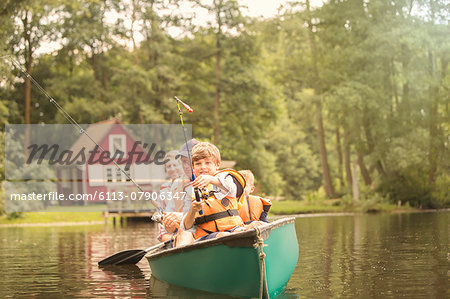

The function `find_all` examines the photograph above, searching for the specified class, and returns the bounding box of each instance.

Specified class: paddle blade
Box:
[98,249,146,266]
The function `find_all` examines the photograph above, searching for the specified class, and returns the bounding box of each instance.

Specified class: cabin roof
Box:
[69,118,138,154]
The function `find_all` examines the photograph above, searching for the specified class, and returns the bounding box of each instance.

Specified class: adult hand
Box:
[245,221,264,229]
[162,212,181,233]
[233,226,247,232]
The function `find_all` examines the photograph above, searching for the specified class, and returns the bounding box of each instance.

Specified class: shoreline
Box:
[1,208,448,228]
[0,220,106,228]
[270,208,450,219]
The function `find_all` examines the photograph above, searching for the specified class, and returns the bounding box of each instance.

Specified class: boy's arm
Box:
[192,173,236,197]
[192,175,225,190]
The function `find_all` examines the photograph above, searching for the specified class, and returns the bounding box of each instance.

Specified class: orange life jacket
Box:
[216,169,247,208]
[193,169,246,239]
[238,195,272,224]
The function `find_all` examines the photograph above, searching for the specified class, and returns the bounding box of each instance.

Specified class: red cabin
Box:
[56,118,164,204]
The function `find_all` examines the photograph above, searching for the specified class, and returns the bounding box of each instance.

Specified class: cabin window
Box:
[106,168,113,182]
[88,165,103,186]
[125,165,132,181]
[115,167,122,182]
[109,134,126,156]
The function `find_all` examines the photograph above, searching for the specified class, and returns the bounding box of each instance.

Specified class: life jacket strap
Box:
[194,209,239,225]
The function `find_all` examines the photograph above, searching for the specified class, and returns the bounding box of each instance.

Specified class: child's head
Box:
[239,170,255,196]
[192,142,221,176]
[164,150,182,179]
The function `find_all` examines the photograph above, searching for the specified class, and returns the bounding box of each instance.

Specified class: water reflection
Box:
[0,212,448,298]
[284,212,449,298]
[97,265,147,297]
[147,276,237,299]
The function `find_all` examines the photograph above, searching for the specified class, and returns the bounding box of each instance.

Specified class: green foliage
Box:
[6,211,23,220]
[432,174,450,208]
[378,167,433,208]
[269,199,342,215]
[3,135,56,213]
[304,188,327,205]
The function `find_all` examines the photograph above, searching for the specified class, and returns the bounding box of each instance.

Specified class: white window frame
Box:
[109,134,126,156]
[104,165,134,185]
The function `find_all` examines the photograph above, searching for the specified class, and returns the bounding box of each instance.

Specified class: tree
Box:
[189,0,246,146]
[5,0,60,155]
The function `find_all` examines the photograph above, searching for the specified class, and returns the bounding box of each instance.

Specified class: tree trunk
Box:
[335,127,344,188]
[400,44,410,121]
[90,52,103,103]
[357,150,372,186]
[427,50,439,185]
[102,67,109,102]
[213,9,222,146]
[343,125,352,188]
[23,12,32,158]
[24,61,32,125]
[362,119,387,177]
[352,159,359,201]
[355,121,372,186]
[316,104,335,198]
[306,0,335,198]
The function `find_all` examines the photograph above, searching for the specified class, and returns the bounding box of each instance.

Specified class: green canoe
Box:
[146,217,299,298]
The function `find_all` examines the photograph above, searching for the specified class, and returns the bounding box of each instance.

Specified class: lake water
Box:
[0,211,448,298]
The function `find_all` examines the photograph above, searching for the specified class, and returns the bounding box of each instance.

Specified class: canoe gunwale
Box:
[146,217,295,261]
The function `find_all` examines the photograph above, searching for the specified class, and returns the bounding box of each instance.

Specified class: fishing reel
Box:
[151,212,164,224]
[194,187,209,202]
[194,187,209,216]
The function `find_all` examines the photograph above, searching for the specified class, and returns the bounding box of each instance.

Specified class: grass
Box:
[0,212,104,224]
[0,205,106,225]
[269,199,414,215]
[0,199,419,225]
[270,200,344,215]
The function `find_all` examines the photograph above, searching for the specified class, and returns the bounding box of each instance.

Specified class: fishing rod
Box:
[2,55,164,217]
[174,96,205,215]
[174,96,195,181]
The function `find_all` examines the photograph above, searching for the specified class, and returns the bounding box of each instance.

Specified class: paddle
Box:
[98,242,168,266]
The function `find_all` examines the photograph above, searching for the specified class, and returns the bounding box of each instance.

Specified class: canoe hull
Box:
[147,217,298,298]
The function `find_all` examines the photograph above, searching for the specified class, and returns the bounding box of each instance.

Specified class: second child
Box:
[238,170,272,223]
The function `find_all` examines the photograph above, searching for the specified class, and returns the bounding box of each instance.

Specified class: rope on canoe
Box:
[254,227,269,299]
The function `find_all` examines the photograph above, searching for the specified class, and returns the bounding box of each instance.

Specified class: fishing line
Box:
[2,55,164,215]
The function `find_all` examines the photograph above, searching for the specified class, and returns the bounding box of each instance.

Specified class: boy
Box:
[238,170,272,224]
[175,142,249,246]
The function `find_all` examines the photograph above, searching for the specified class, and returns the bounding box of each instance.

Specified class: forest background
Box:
[0,0,448,215]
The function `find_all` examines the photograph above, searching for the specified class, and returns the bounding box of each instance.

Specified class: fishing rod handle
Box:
[194,188,204,215]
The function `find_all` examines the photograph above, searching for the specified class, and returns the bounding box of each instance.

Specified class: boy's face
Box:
[193,157,220,177]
